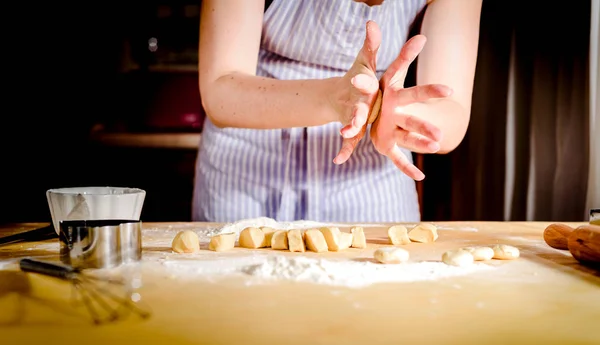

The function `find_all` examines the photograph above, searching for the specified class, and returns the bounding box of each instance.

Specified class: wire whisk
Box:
[19,258,151,325]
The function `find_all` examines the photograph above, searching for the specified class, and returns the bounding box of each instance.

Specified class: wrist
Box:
[322,77,345,124]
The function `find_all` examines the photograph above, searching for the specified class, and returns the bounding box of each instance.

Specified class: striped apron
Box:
[193,0,427,223]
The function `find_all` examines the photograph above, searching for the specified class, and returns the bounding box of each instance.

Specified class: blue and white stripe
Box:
[193,0,427,223]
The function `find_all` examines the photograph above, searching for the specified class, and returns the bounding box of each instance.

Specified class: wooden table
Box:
[0,221,598,345]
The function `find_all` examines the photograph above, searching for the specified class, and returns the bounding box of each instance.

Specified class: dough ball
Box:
[260,227,277,247]
[388,225,410,245]
[171,230,200,254]
[492,244,520,260]
[374,247,410,264]
[461,246,494,261]
[271,230,289,250]
[338,232,353,250]
[287,229,306,252]
[239,227,266,249]
[442,249,474,267]
[318,227,342,251]
[208,233,236,252]
[408,223,438,243]
[318,227,353,251]
[367,90,383,124]
[350,226,367,248]
[304,229,328,253]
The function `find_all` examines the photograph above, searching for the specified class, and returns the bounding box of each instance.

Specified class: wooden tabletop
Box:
[0,221,598,345]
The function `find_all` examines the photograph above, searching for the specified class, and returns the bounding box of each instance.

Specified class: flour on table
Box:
[160,254,494,288]
[434,225,479,232]
[240,256,494,288]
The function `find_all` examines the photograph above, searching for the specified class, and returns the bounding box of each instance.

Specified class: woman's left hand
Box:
[334,35,453,181]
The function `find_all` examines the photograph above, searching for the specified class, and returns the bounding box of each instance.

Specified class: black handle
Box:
[19,258,77,280]
[0,225,57,247]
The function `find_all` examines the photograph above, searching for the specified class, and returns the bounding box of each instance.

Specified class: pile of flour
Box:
[239,255,493,287]
[160,254,494,288]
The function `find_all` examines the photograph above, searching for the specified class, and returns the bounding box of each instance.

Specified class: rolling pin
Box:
[543,223,600,267]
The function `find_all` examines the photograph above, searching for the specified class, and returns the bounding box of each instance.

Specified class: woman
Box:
[193,0,482,223]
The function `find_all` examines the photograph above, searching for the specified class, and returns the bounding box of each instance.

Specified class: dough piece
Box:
[350,226,367,248]
[171,230,200,254]
[367,89,383,124]
[388,225,410,245]
[260,227,277,248]
[208,233,236,252]
[374,247,410,264]
[271,230,289,250]
[338,232,353,250]
[239,227,266,249]
[408,223,439,243]
[492,244,520,260]
[304,229,329,253]
[442,249,474,267]
[287,229,306,252]
[461,246,494,261]
[318,227,344,251]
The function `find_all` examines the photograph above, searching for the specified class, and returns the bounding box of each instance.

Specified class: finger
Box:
[388,145,426,181]
[394,128,440,153]
[395,84,453,104]
[334,126,367,165]
[381,34,427,89]
[355,20,382,70]
[351,73,379,95]
[340,102,369,138]
[394,112,443,142]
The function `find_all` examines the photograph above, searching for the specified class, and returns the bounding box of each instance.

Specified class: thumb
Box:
[355,20,381,71]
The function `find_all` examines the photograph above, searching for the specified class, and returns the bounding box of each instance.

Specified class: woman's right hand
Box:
[331,20,381,165]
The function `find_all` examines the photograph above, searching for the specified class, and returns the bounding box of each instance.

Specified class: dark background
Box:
[0,1,592,224]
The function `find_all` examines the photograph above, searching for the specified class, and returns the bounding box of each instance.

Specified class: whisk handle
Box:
[19,258,77,280]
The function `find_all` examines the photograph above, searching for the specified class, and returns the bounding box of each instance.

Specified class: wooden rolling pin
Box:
[543,223,600,267]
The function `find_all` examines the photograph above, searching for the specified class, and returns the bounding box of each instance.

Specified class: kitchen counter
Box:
[0,221,598,345]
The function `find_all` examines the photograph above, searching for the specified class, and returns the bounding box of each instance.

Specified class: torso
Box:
[193,0,428,223]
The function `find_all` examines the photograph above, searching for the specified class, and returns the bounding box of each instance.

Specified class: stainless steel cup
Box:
[59,219,142,269]
[46,186,146,269]
[46,187,146,236]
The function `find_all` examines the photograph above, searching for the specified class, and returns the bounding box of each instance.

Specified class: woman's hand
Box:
[334,34,453,181]
[330,21,381,165]
[372,35,452,180]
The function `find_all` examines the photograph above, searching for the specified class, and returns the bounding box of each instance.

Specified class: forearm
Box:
[410,0,481,154]
[402,97,470,154]
[201,73,340,129]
